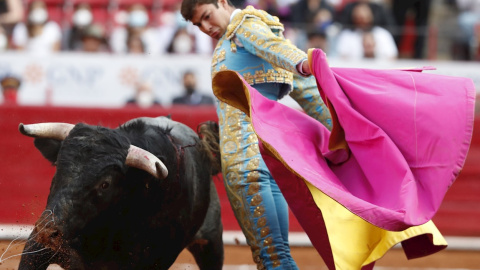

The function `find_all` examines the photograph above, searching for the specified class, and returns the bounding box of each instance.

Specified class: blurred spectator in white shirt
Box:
[110,3,161,55]
[167,27,195,54]
[11,0,61,55]
[125,81,162,108]
[334,2,397,60]
[126,33,145,54]
[157,4,213,55]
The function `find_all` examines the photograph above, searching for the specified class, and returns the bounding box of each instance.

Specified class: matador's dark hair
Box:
[181,0,234,22]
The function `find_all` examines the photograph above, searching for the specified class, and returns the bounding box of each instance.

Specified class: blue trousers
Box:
[216,83,298,270]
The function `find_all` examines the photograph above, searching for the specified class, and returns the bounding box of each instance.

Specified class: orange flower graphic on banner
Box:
[23,64,44,84]
[119,67,139,86]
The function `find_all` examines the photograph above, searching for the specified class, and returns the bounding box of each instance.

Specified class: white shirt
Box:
[12,21,61,55]
[110,26,161,55]
[335,26,398,61]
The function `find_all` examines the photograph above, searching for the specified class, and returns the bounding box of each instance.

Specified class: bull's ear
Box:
[33,138,62,165]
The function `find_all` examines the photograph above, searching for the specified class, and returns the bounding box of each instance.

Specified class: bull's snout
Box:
[32,214,64,250]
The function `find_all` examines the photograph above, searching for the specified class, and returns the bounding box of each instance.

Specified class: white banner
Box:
[0,52,214,107]
[0,52,479,107]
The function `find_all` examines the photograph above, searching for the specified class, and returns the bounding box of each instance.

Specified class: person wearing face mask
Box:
[11,0,61,55]
[64,3,93,51]
[110,3,161,55]
[156,5,214,55]
[125,81,162,108]
[0,74,21,105]
[167,27,195,54]
[172,71,215,105]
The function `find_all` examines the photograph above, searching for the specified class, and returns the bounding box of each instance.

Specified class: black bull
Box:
[17,116,224,270]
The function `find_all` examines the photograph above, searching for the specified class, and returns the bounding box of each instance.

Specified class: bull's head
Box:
[19,123,168,179]
[18,122,169,250]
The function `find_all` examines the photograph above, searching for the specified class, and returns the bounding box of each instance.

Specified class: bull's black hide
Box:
[18,116,223,270]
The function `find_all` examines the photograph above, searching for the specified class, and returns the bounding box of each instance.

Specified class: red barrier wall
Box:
[0,105,479,236]
[0,105,303,233]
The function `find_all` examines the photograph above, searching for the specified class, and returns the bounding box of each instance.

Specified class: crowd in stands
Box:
[0,0,479,60]
[0,0,479,108]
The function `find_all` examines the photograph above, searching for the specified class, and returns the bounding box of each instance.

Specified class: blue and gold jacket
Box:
[212,6,332,129]
[211,6,307,98]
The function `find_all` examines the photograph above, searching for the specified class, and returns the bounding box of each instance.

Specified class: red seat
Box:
[110,0,162,27]
[23,0,66,25]
[71,0,111,5]
[46,5,64,24]
[61,0,111,29]
[115,0,155,9]
[25,0,64,5]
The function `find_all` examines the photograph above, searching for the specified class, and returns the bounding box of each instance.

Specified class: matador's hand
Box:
[301,59,311,76]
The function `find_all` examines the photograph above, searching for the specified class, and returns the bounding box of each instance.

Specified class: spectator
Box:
[167,27,195,54]
[172,71,214,105]
[336,0,394,31]
[290,0,335,30]
[158,5,213,55]
[11,0,62,55]
[126,33,145,54]
[311,7,334,33]
[362,30,376,58]
[81,23,108,52]
[456,0,480,60]
[306,30,328,53]
[288,0,335,50]
[64,3,93,51]
[334,2,397,60]
[391,0,432,59]
[230,0,246,8]
[0,0,24,39]
[1,74,21,105]
[110,3,160,55]
[246,0,284,21]
[125,81,161,108]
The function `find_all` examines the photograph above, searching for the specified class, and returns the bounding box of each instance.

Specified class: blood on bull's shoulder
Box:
[17,116,224,270]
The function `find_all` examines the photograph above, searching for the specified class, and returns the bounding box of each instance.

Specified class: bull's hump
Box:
[128,116,198,143]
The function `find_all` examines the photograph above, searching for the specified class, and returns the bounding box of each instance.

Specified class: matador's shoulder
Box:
[225,5,284,40]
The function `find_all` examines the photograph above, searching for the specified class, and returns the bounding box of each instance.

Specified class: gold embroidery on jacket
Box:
[226,6,283,40]
[218,102,279,269]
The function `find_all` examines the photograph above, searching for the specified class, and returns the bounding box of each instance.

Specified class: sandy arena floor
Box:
[1,240,479,270]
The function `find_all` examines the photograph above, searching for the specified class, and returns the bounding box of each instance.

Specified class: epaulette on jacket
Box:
[226,6,284,40]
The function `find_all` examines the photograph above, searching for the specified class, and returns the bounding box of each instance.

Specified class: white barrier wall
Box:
[1,52,479,107]
[0,52,214,107]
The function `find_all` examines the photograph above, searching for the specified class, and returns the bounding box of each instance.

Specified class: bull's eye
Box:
[101,182,110,189]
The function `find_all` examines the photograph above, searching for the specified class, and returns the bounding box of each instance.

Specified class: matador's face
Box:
[191,0,232,40]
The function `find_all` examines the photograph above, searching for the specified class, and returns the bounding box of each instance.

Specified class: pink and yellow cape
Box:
[212,49,475,269]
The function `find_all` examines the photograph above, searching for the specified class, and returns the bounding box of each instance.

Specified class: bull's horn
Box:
[126,145,168,179]
[19,123,75,140]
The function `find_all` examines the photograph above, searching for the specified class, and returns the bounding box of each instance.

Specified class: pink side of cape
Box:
[246,49,475,231]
